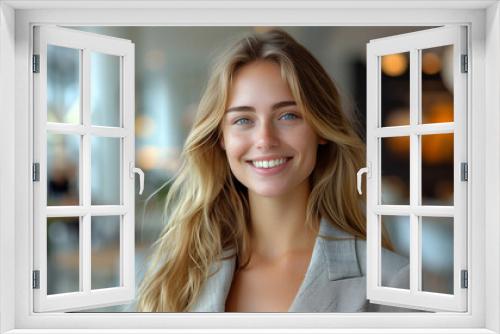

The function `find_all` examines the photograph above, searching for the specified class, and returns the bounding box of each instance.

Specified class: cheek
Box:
[222,132,248,161]
[295,130,320,167]
[223,134,250,184]
[293,128,320,152]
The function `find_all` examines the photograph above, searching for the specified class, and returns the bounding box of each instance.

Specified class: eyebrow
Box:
[226,100,297,113]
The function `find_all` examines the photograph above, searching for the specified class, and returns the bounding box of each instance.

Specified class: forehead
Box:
[227,60,295,107]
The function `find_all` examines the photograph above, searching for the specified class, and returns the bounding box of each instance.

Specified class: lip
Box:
[246,155,292,162]
[246,157,292,175]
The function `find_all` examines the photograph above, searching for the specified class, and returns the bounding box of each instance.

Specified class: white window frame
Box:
[365,26,468,312]
[33,25,137,312]
[1,1,499,333]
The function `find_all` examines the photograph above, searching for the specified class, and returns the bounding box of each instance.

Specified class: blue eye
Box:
[234,118,251,126]
[280,113,298,121]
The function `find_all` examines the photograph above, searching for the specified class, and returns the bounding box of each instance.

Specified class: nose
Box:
[255,120,279,150]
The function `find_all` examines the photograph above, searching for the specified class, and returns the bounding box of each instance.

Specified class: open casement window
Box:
[363,25,468,312]
[32,26,142,312]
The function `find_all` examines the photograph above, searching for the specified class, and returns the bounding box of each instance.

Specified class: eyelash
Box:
[232,112,300,126]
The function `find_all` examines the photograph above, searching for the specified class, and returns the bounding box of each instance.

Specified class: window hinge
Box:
[33,163,40,182]
[32,270,40,289]
[461,54,468,73]
[461,270,468,289]
[32,55,40,73]
[461,162,468,181]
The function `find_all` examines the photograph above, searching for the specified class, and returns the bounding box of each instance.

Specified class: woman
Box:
[137,29,410,312]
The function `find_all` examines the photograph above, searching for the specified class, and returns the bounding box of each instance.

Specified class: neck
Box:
[248,180,318,261]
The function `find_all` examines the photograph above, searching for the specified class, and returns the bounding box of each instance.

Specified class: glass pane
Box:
[91,216,120,289]
[381,137,410,205]
[91,52,121,127]
[381,215,410,289]
[421,133,454,206]
[47,133,80,206]
[421,217,454,294]
[381,52,410,127]
[91,137,121,205]
[47,45,80,124]
[47,217,79,295]
[421,45,454,124]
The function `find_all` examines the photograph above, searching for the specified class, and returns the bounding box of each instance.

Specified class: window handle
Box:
[356,163,371,195]
[130,162,145,195]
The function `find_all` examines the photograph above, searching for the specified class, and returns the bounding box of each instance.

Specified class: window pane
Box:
[47,45,80,124]
[381,137,410,205]
[421,45,454,124]
[421,133,454,206]
[47,133,80,206]
[91,216,120,290]
[381,52,410,127]
[91,137,121,205]
[381,215,410,289]
[421,217,454,294]
[91,52,121,127]
[47,217,80,295]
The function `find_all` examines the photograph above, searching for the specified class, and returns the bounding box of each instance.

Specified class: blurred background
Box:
[44,26,455,312]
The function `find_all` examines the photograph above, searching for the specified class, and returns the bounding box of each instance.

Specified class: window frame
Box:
[1,1,499,333]
[33,25,137,312]
[365,26,468,312]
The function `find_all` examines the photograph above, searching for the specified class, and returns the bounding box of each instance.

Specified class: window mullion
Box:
[375,205,454,216]
[119,55,125,287]
[81,48,91,294]
[409,48,420,294]
[375,122,454,137]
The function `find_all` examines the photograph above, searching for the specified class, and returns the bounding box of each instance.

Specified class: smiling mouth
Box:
[248,157,291,169]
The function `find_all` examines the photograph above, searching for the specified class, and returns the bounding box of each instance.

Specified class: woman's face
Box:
[221,60,323,198]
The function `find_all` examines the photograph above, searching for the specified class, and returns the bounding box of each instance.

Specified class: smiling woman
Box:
[136,29,409,313]
[221,60,323,199]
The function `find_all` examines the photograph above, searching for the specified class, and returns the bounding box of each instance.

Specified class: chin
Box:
[248,186,291,198]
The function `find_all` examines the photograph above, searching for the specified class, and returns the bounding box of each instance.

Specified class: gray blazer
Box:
[189,218,414,312]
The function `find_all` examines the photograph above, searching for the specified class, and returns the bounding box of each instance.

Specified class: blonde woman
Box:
[137,29,410,312]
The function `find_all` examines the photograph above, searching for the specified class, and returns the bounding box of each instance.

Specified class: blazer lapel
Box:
[288,218,362,312]
[189,251,236,312]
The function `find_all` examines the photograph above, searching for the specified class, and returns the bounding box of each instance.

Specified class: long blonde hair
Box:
[137,29,392,312]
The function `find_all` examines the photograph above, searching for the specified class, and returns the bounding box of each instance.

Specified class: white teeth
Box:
[252,158,287,169]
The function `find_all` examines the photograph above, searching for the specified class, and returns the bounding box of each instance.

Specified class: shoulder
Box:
[355,239,409,288]
[355,239,409,276]
[318,219,409,287]
[189,248,236,312]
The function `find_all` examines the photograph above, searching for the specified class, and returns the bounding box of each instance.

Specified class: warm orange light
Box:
[386,136,410,157]
[137,146,160,170]
[422,133,453,165]
[422,51,442,75]
[422,100,453,124]
[381,53,408,77]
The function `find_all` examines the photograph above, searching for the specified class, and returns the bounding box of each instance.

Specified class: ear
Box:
[319,137,327,145]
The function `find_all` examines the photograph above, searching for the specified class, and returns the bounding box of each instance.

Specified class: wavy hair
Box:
[137,29,393,312]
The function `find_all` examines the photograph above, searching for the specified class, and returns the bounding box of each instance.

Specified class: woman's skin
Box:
[221,60,324,312]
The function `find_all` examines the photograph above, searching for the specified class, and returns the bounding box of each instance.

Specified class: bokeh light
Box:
[422,51,441,75]
[382,53,408,77]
